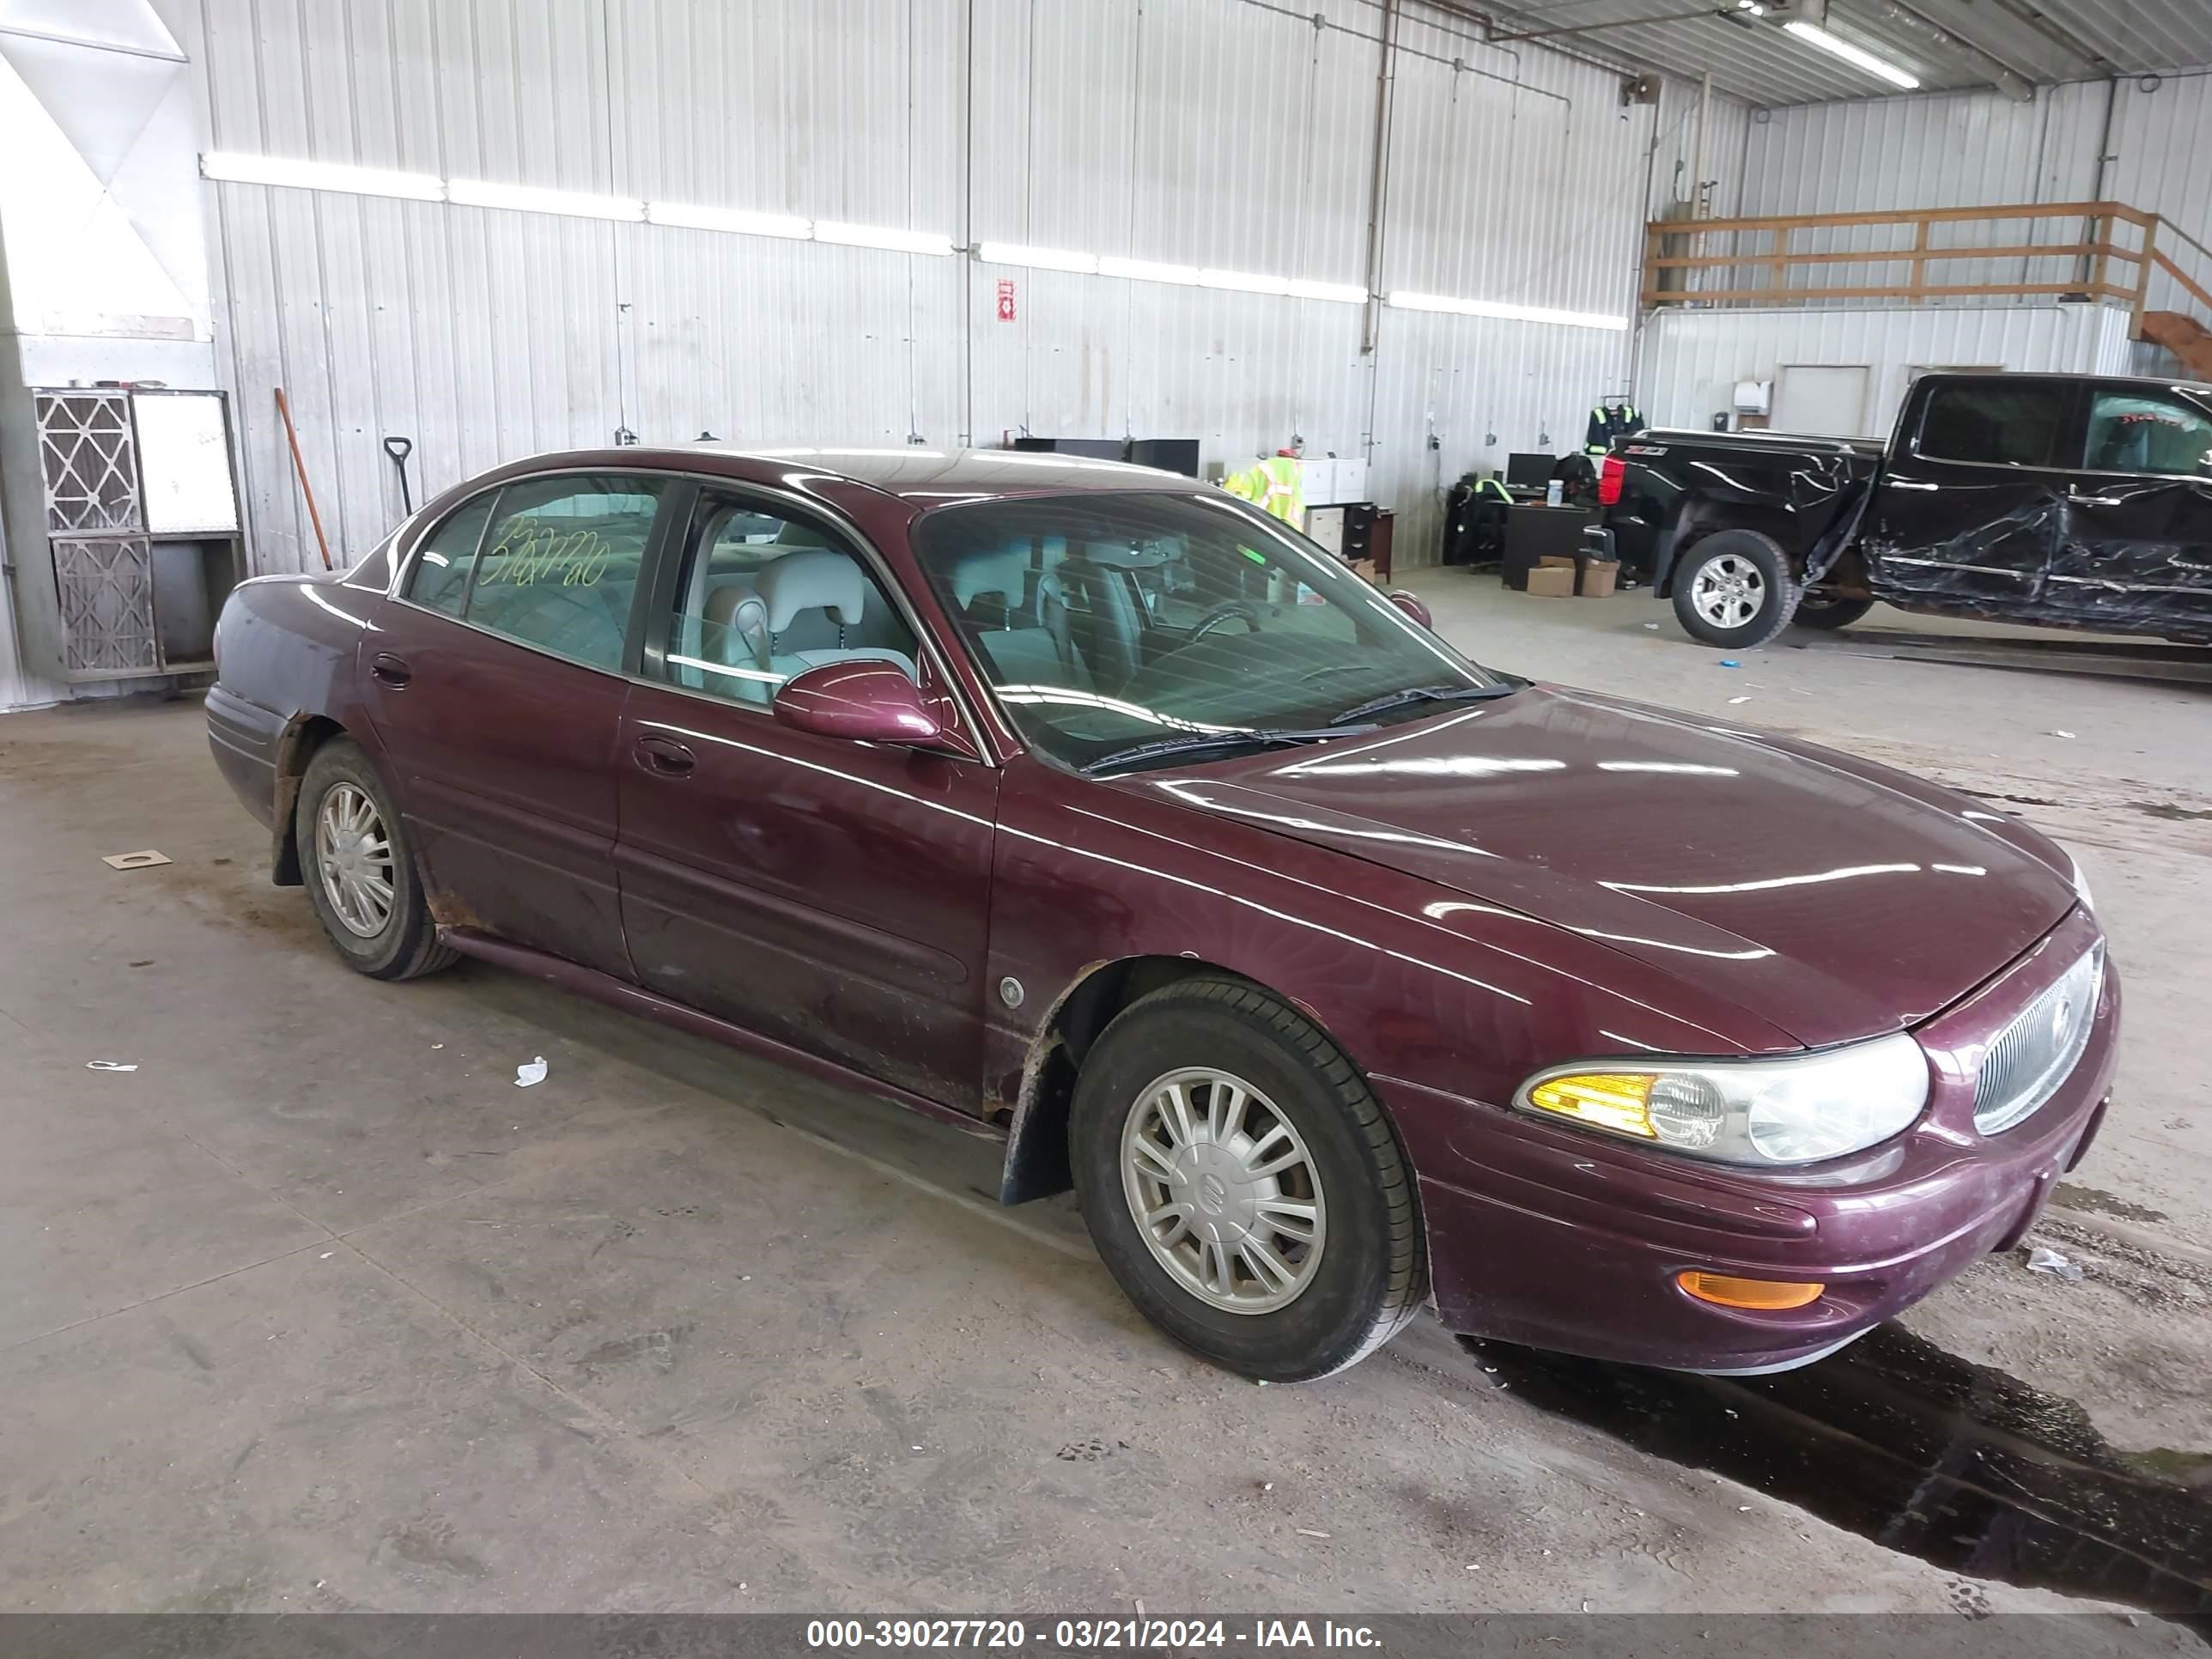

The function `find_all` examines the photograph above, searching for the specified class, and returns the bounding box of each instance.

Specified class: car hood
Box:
[1109,686,2075,1047]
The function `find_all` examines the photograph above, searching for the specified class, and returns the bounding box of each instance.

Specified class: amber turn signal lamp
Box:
[1676,1271,1824,1310]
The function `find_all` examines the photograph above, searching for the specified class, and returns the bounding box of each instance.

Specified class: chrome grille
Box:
[1973,945,2103,1135]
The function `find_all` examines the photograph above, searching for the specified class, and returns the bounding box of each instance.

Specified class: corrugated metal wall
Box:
[1736,72,2212,313]
[1635,302,2130,437]
[180,0,1692,576]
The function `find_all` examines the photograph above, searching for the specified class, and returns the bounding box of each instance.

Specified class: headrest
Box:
[757,550,866,630]
[1074,539,1167,570]
[945,546,1030,608]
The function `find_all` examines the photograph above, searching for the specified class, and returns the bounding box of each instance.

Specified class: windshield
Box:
[912,489,1506,772]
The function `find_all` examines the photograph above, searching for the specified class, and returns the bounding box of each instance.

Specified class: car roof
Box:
[674,443,1204,504]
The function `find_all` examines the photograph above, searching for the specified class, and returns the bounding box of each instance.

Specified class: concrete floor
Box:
[2,579,2207,1622]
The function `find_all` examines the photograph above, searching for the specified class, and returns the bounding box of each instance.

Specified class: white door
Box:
[1774,364,1873,437]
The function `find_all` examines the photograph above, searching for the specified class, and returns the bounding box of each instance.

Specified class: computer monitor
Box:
[1505,452,1556,489]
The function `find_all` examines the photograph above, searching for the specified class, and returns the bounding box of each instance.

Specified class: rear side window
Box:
[1915,381,2067,468]
[2082,389,2212,476]
[404,495,495,615]
[465,475,665,670]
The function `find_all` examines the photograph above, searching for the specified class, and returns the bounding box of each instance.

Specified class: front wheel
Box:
[1069,978,1426,1382]
[1671,529,1802,649]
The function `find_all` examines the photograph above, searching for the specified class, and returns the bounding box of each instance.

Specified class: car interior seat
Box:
[1056,541,1162,693]
[752,549,917,688]
[945,546,1082,690]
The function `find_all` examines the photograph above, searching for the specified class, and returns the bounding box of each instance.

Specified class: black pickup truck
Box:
[1596,370,2212,650]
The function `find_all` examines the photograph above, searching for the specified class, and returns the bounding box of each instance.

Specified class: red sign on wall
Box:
[995,277,1017,322]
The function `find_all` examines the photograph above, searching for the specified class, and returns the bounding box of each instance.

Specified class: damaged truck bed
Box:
[1596,371,2212,652]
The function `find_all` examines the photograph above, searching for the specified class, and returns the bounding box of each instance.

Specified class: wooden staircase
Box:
[2142,311,2212,382]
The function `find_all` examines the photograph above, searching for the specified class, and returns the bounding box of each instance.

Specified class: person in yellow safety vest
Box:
[1219,450,1305,526]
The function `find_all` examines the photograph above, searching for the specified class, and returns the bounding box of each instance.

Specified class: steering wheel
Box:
[1188,602,1262,644]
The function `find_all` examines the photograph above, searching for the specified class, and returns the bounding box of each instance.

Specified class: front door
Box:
[2044,380,2212,638]
[612,485,1000,1110]
[1867,376,2077,615]
[364,471,672,979]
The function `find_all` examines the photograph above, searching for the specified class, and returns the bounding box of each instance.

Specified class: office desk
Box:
[1502,503,1595,590]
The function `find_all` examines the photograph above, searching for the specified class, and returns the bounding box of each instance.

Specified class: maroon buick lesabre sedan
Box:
[207,446,2118,1382]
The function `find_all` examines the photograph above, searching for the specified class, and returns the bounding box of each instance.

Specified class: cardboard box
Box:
[1524,564,1577,597]
[1578,561,1619,598]
[1349,557,1379,586]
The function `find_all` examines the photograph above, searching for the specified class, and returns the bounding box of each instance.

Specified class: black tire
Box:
[1792,593,1875,631]
[1069,978,1426,1382]
[1670,529,1802,650]
[295,737,457,981]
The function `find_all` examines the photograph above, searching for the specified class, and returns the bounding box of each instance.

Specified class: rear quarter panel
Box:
[206,549,394,845]
[1607,434,1878,590]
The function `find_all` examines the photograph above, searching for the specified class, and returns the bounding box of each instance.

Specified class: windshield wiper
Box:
[1079,726,1371,776]
[1328,683,1519,726]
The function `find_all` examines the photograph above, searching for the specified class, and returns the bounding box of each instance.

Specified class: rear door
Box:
[1867,376,2078,614]
[2044,381,2212,637]
[612,483,1000,1110]
[366,471,672,978]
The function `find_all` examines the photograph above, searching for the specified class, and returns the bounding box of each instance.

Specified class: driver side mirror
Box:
[1386,588,1433,629]
[771,659,944,744]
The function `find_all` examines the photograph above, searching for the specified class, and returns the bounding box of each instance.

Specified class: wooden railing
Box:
[1642,201,2211,339]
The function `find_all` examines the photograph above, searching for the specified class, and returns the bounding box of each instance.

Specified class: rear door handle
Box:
[634,733,696,776]
[370,652,413,688]
[2069,489,2129,507]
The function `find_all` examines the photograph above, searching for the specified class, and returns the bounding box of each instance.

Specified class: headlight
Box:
[1512,1030,1930,1166]
[2069,857,2094,915]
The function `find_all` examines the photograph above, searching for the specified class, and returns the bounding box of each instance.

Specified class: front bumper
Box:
[1382,910,2119,1373]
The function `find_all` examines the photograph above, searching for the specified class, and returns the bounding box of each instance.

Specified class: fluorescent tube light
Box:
[200,152,444,201]
[647,201,811,238]
[1782,21,1920,88]
[1200,267,1294,296]
[976,241,1100,274]
[1287,277,1370,304]
[1097,254,1200,285]
[448,179,645,221]
[1386,291,1628,331]
[814,222,954,256]
[1383,290,1464,314]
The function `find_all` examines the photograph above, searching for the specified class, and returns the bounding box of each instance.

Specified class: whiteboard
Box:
[134,392,240,535]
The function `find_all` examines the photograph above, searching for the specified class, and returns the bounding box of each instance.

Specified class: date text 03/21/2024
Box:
[805,1618,1384,1650]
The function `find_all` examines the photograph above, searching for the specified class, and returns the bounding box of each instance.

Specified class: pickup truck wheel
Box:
[1794,594,1875,631]
[1069,978,1426,1382]
[296,738,457,981]
[1673,531,1802,649]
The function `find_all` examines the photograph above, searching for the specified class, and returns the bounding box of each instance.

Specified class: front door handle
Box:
[634,733,696,776]
[2069,489,2129,507]
[370,652,413,688]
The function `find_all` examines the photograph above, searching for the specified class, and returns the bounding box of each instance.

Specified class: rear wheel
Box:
[1672,530,1802,650]
[1070,978,1425,1382]
[295,738,456,981]
[1792,593,1875,631]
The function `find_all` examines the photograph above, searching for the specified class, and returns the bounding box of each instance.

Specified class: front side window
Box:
[659,490,918,707]
[404,493,495,615]
[2082,389,2212,477]
[1916,381,2068,468]
[462,475,665,669]
[913,490,1503,772]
